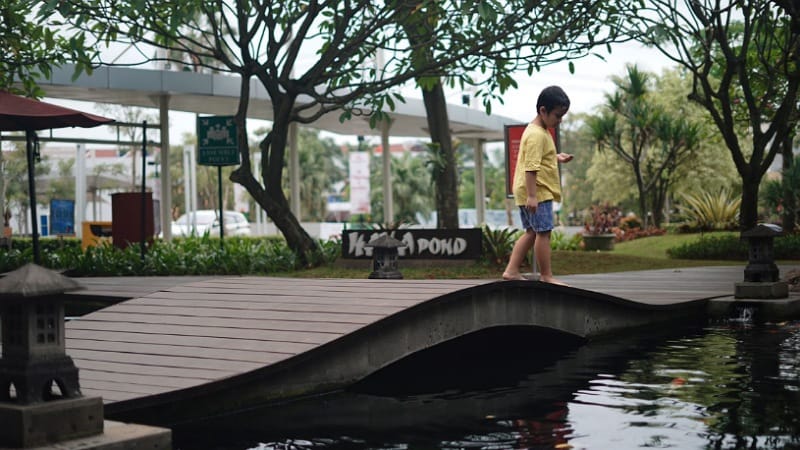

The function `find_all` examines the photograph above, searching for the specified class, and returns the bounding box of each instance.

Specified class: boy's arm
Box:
[525,170,538,212]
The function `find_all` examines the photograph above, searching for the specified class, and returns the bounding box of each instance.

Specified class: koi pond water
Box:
[173,316,800,450]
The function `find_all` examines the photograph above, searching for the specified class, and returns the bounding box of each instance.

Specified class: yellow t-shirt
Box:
[512,123,562,205]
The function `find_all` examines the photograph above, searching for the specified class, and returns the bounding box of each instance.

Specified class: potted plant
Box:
[582,203,621,251]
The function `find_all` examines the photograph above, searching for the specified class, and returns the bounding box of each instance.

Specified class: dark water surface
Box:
[173,320,800,450]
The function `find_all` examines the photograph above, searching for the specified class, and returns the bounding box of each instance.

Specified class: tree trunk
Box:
[633,162,649,228]
[740,174,761,232]
[781,132,797,233]
[229,84,317,265]
[420,81,459,229]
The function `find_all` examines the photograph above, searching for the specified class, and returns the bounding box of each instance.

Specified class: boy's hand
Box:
[526,197,538,213]
[557,153,574,163]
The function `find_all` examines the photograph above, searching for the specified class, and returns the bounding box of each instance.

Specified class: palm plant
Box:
[677,189,741,231]
[372,152,434,224]
[482,226,520,265]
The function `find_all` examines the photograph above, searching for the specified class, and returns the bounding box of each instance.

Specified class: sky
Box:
[34,42,675,148]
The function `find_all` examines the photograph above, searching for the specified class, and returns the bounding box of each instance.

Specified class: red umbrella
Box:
[0,90,114,263]
[0,91,114,131]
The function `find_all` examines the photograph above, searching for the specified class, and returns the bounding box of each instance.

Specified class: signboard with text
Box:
[341,229,482,260]
[349,152,371,215]
[197,115,241,166]
[49,199,75,235]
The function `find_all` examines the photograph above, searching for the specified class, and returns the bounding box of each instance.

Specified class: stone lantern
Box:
[365,234,406,279]
[735,224,789,299]
[0,263,103,447]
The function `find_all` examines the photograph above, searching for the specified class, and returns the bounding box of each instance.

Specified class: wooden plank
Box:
[74,379,173,396]
[128,293,410,315]
[78,371,208,389]
[138,292,424,309]
[68,339,296,363]
[80,388,137,403]
[66,330,317,354]
[75,359,233,380]
[72,313,365,333]
[164,286,450,302]
[103,304,391,323]
[68,349,266,372]
[66,321,340,344]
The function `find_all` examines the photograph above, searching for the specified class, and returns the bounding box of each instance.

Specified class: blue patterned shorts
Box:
[518,200,554,233]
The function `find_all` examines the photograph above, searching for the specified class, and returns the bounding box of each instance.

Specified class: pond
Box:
[172,317,800,450]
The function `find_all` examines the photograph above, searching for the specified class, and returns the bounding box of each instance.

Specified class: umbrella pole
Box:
[26,130,40,264]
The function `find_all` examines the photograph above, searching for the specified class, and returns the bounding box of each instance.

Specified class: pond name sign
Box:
[342,228,482,260]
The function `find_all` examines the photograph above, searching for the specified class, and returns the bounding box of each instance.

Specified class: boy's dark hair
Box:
[537,86,570,113]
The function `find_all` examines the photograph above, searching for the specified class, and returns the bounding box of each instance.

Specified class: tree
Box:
[396,1,634,228]
[93,104,159,189]
[55,0,634,263]
[1,0,94,96]
[587,65,700,227]
[0,141,51,234]
[558,114,597,222]
[371,151,433,225]
[279,128,345,222]
[762,154,800,227]
[622,0,800,231]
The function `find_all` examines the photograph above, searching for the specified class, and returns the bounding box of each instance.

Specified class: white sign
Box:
[349,152,371,215]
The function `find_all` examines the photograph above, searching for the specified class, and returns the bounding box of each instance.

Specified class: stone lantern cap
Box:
[364,234,406,249]
[0,263,83,300]
[741,223,783,238]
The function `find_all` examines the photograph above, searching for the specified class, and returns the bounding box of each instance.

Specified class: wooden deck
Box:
[65,277,493,403]
[61,265,797,417]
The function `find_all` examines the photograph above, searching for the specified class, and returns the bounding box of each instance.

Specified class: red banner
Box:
[504,124,558,198]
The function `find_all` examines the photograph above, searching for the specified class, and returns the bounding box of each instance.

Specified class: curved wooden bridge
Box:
[62,266,769,426]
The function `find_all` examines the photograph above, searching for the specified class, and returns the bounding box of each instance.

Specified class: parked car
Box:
[171,210,251,237]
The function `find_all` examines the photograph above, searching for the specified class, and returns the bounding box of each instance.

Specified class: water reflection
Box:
[173,321,800,450]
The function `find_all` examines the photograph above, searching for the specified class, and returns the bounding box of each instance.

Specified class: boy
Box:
[502,86,574,284]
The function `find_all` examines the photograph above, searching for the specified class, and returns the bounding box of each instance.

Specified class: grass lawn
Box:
[286,232,748,279]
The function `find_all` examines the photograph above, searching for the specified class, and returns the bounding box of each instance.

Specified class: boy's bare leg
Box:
[534,231,567,285]
[503,230,535,280]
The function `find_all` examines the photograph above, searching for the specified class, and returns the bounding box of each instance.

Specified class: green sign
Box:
[197,115,241,166]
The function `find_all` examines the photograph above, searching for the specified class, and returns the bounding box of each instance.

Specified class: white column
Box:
[189,145,198,230]
[75,144,86,238]
[289,122,300,218]
[159,95,172,239]
[381,119,393,223]
[253,151,266,235]
[473,138,486,226]
[183,144,192,221]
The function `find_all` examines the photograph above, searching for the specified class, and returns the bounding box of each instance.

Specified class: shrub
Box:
[676,189,741,232]
[0,235,303,276]
[617,226,667,242]
[666,234,746,259]
[667,232,800,260]
[482,226,520,266]
[775,233,800,259]
[583,203,622,235]
[551,229,583,250]
[619,215,642,231]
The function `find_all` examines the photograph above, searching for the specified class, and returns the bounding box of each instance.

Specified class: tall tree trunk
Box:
[740,173,761,232]
[229,79,317,265]
[781,132,797,233]
[420,81,459,229]
[633,162,649,228]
